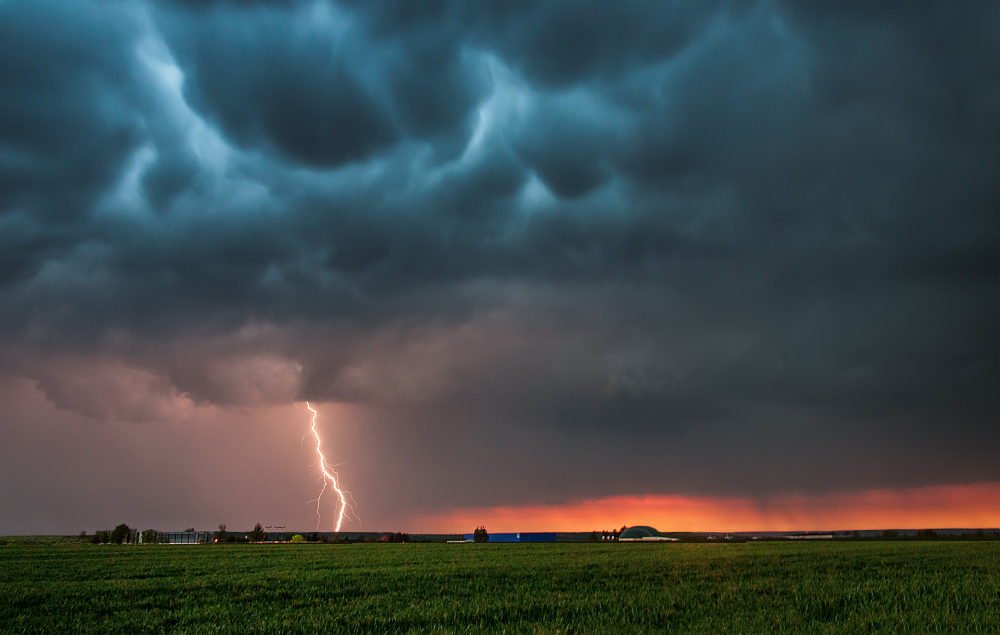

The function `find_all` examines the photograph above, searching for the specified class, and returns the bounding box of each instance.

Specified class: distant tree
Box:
[917,529,938,538]
[473,526,489,543]
[110,524,131,545]
[882,530,900,539]
[141,529,159,544]
[588,532,599,543]
[332,534,341,544]
[249,523,267,542]
[290,534,306,543]
[215,524,228,543]
[78,531,87,541]
[90,530,111,544]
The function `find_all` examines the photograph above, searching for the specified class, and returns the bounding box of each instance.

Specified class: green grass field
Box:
[2,540,999,634]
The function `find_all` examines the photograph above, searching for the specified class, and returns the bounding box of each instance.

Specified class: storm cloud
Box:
[1,0,998,530]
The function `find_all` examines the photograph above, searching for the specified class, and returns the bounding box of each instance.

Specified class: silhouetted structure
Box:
[618,526,678,542]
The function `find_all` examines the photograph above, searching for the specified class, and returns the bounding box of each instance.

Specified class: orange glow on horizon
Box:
[410,483,1000,533]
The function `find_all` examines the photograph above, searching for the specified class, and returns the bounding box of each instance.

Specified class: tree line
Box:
[79,523,414,544]
[79,525,157,545]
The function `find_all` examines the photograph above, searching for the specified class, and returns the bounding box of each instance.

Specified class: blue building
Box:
[463,532,556,543]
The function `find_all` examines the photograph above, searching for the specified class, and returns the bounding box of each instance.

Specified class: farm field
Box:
[2,540,999,634]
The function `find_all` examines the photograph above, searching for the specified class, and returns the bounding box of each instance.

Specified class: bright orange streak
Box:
[306,402,355,532]
[410,483,1000,533]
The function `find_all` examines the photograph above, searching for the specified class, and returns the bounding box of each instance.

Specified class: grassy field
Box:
[2,540,999,634]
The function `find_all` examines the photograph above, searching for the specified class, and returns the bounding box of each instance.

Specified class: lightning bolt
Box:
[306,402,357,532]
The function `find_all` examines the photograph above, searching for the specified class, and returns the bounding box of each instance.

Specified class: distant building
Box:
[618,526,678,542]
[462,532,556,543]
[159,531,213,544]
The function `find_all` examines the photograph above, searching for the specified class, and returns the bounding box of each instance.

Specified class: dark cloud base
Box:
[1,0,998,512]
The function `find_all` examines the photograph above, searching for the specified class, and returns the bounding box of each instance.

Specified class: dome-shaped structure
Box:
[619,526,678,541]
[619,526,658,540]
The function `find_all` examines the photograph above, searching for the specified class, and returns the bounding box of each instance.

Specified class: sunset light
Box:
[414,483,1000,534]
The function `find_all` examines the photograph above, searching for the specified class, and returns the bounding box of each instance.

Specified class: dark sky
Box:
[1,0,998,534]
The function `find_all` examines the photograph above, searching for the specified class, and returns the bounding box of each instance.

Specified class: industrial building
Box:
[159,531,213,544]
[618,526,678,541]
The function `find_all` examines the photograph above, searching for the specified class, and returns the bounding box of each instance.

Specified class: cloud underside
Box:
[1,0,998,502]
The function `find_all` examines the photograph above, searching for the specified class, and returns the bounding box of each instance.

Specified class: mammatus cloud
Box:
[0,0,998,528]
